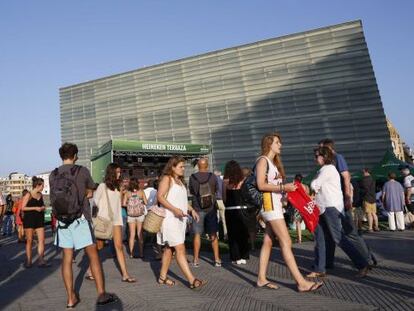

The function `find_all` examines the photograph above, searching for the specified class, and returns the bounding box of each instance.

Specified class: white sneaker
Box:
[235,260,243,265]
[240,259,247,264]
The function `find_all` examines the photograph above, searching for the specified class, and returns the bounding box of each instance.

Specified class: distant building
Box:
[386,119,405,161]
[402,143,414,164]
[60,20,392,176]
[0,173,32,198]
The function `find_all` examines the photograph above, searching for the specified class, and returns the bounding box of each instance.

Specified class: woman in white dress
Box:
[256,132,322,292]
[94,163,136,283]
[157,156,206,289]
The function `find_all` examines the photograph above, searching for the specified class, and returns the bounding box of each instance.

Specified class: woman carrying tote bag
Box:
[90,163,136,283]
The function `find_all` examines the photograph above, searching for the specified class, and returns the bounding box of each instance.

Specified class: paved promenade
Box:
[0,229,413,311]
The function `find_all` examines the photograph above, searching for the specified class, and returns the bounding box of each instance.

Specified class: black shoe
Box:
[96,293,119,307]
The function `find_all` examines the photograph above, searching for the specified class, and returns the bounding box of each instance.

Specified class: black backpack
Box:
[240,159,269,213]
[193,173,215,210]
[50,165,83,226]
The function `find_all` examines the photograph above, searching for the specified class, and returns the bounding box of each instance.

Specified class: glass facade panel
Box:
[60,21,391,175]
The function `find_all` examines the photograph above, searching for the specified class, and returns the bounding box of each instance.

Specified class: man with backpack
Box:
[189,158,222,267]
[50,143,118,308]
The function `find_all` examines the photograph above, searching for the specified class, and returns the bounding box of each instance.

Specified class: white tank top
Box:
[260,156,283,211]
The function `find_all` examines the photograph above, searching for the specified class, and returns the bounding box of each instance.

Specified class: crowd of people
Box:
[1,134,413,308]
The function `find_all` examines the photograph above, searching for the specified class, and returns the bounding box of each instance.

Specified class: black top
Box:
[27,195,44,207]
[225,189,243,207]
[360,175,376,204]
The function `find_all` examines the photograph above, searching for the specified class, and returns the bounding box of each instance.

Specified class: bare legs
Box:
[128,222,136,256]
[24,228,33,265]
[257,220,318,291]
[128,221,144,257]
[35,227,46,264]
[367,211,379,231]
[112,225,135,280]
[193,234,201,264]
[295,220,302,243]
[62,245,106,306]
[159,244,196,284]
[193,233,221,264]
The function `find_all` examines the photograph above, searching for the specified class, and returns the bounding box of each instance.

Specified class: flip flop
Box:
[121,277,136,283]
[66,295,80,309]
[299,282,323,293]
[256,282,279,290]
[85,275,95,281]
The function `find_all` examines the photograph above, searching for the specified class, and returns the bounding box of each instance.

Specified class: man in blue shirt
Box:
[319,139,376,276]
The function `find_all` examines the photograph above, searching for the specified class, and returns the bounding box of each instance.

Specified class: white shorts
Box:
[260,208,284,222]
[127,215,145,223]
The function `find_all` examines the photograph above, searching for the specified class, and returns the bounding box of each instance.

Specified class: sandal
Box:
[96,293,119,306]
[121,277,136,283]
[190,278,207,290]
[38,261,51,268]
[298,282,323,293]
[24,262,32,269]
[158,276,176,286]
[85,275,95,281]
[256,282,279,290]
[306,272,326,278]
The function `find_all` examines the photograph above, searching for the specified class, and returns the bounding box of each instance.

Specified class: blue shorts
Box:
[193,209,219,235]
[54,216,95,250]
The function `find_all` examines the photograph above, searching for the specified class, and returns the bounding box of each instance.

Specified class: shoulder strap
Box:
[104,185,114,221]
[253,156,269,175]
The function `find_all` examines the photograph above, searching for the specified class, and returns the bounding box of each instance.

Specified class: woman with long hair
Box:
[123,178,147,258]
[256,132,322,292]
[21,177,50,268]
[223,160,251,264]
[157,156,206,289]
[94,163,136,283]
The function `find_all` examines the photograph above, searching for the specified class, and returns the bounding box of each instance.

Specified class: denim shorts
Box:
[54,216,95,250]
[192,208,218,235]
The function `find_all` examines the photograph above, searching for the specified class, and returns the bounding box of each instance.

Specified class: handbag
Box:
[92,186,114,240]
[143,177,172,233]
[404,205,414,228]
[287,181,320,233]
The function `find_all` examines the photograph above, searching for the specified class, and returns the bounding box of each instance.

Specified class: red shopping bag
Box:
[287,181,319,233]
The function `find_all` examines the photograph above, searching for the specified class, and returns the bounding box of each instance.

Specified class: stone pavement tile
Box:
[1,229,414,311]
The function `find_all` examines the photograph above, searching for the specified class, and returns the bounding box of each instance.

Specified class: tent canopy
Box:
[304,150,414,184]
[355,150,414,182]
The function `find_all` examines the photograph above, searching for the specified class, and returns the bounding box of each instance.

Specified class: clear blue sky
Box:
[1,0,413,176]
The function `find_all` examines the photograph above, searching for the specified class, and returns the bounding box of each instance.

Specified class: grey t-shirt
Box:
[50,164,96,221]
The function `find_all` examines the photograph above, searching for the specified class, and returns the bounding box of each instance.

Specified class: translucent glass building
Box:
[59,20,391,176]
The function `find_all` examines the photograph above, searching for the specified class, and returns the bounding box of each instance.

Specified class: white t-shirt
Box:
[144,187,158,207]
[311,164,344,214]
[403,175,414,199]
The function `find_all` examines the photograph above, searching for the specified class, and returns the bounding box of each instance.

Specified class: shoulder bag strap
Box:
[104,185,114,221]
[164,176,172,200]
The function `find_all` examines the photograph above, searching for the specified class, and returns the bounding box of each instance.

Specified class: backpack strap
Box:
[253,156,269,177]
